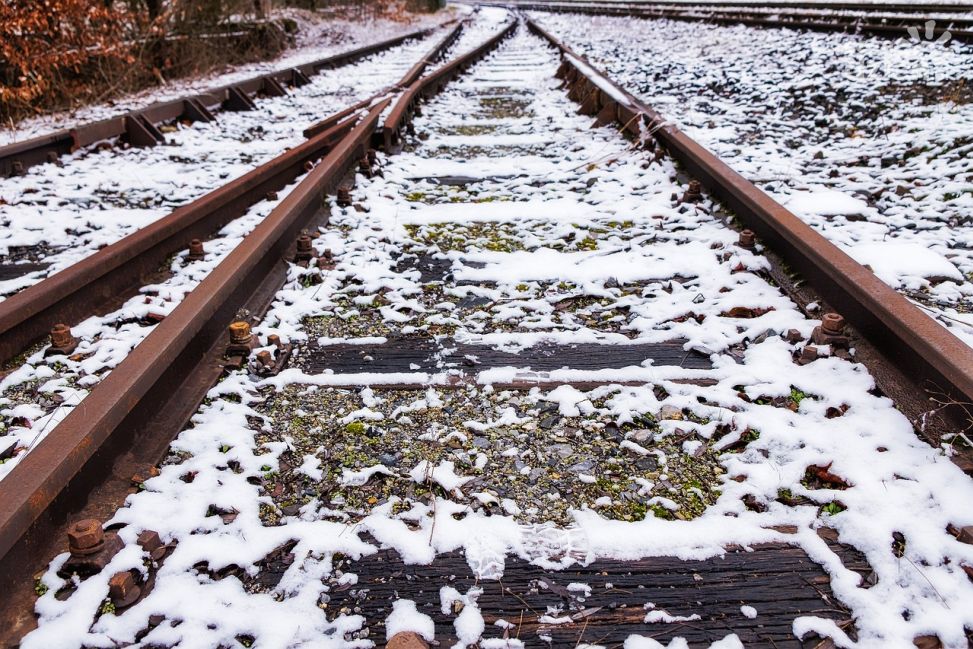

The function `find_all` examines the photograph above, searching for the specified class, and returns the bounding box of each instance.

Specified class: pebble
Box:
[552,444,574,458]
[659,405,683,420]
[569,459,596,473]
[539,415,560,429]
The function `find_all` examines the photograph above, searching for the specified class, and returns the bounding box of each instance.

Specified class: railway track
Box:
[0,14,529,358]
[0,23,450,180]
[488,0,973,41]
[1,10,973,648]
[0,19,478,302]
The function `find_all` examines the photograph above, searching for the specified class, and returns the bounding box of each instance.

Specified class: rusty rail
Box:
[0,22,465,368]
[303,19,466,140]
[0,23,521,643]
[0,117,354,365]
[0,23,450,178]
[527,17,973,417]
[0,97,390,643]
[383,20,519,152]
[500,2,973,41]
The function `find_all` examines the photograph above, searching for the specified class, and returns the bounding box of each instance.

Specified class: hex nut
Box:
[68,519,105,557]
[822,312,846,335]
[137,529,167,560]
[108,571,141,608]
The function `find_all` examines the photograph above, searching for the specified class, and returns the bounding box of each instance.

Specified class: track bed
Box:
[4,18,973,649]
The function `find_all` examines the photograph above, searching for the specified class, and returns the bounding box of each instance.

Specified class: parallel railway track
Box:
[0,21,468,367]
[1,10,972,648]
[0,23,454,179]
[490,0,973,41]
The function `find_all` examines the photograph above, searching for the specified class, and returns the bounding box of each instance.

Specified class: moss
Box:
[822,501,846,516]
[345,421,366,435]
[650,503,674,520]
[99,600,116,615]
[790,387,808,405]
[34,580,48,597]
[740,428,760,444]
[576,236,598,251]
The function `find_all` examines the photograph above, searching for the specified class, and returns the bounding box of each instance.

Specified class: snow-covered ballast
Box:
[527,16,973,431]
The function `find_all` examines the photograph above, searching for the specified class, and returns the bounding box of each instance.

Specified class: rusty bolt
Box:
[137,529,166,560]
[738,229,755,249]
[256,350,274,368]
[46,151,59,164]
[821,312,846,336]
[267,334,282,349]
[50,323,75,349]
[800,346,819,363]
[228,321,252,346]
[366,149,377,166]
[303,160,314,172]
[266,191,278,201]
[358,157,370,172]
[68,519,105,557]
[11,160,24,176]
[187,238,205,261]
[336,187,352,208]
[683,179,702,203]
[297,235,313,254]
[108,571,141,608]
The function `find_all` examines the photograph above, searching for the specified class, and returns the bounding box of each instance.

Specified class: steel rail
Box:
[505,2,973,40]
[0,23,520,643]
[0,22,453,178]
[302,19,467,139]
[0,97,389,643]
[527,17,973,419]
[0,21,466,368]
[383,21,520,152]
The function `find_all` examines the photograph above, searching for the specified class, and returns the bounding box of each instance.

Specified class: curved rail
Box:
[383,20,519,152]
[0,21,465,368]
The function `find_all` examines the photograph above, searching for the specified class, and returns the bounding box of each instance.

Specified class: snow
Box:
[0,25,455,299]
[740,605,757,619]
[847,241,963,288]
[17,15,973,649]
[530,10,973,347]
[785,189,869,217]
[385,599,435,641]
